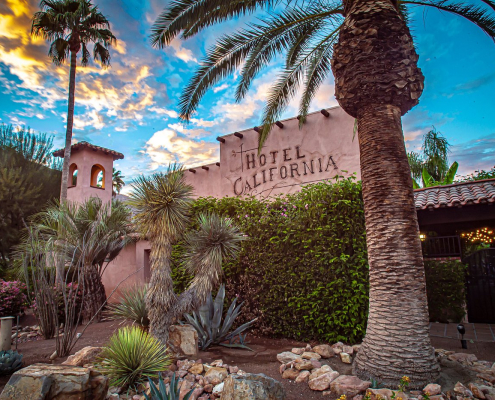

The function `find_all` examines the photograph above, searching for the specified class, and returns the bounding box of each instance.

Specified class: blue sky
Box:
[0,0,494,191]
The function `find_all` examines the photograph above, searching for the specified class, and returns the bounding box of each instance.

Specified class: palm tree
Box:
[31,0,116,201]
[150,0,495,387]
[113,168,125,196]
[128,164,245,343]
[31,197,132,322]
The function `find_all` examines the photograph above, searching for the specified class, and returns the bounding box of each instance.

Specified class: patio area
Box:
[430,322,495,342]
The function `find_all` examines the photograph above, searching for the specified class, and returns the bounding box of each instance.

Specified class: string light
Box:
[461,227,494,244]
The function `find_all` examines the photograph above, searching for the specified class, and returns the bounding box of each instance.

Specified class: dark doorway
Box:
[144,249,151,283]
[464,249,495,323]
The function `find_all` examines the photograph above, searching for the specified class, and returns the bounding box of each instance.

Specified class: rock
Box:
[294,359,314,371]
[352,345,361,354]
[305,344,312,352]
[310,359,322,369]
[368,388,394,400]
[189,363,204,375]
[204,384,213,393]
[424,384,442,396]
[340,353,352,364]
[308,371,340,391]
[302,352,321,360]
[0,363,108,400]
[204,367,228,384]
[313,345,335,359]
[211,360,224,367]
[469,383,486,399]
[342,345,354,355]
[295,371,310,384]
[279,364,286,374]
[222,373,285,400]
[62,346,102,367]
[478,374,495,384]
[213,382,224,395]
[282,368,300,380]
[309,365,333,381]
[179,380,194,399]
[229,366,239,374]
[330,375,371,397]
[277,352,300,364]
[354,395,364,400]
[177,360,195,370]
[168,324,198,359]
[449,353,478,364]
[292,348,305,355]
[454,382,473,397]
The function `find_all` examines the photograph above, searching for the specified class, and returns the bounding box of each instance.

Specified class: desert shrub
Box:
[99,326,171,389]
[0,280,28,317]
[32,282,83,325]
[424,259,467,322]
[145,372,193,400]
[173,177,370,344]
[108,285,149,329]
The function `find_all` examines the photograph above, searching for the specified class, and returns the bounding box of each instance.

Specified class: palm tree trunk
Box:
[147,241,178,344]
[352,104,440,387]
[60,50,77,202]
[82,263,107,323]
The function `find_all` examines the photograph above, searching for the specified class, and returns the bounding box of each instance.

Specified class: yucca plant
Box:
[144,372,193,400]
[99,326,171,389]
[108,285,149,329]
[0,350,23,375]
[184,284,257,350]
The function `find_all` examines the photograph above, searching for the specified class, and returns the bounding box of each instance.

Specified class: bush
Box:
[108,285,149,329]
[99,326,171,389]
[424,259,466,322]
[32,282,83,326]
[0,280,28,317]
[173,177,370,344]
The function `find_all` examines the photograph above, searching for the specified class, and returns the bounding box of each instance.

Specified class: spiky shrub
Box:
[108,285,149,329]
[0,350,23,375]
[184,284,257,350]
[99,326,171,389]
[144,372,193,400]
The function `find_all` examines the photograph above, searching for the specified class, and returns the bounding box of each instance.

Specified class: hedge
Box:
[172,178,466,343]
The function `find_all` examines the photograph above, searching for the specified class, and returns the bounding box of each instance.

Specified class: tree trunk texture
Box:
[331,0,439,388]
[82,264,107,323]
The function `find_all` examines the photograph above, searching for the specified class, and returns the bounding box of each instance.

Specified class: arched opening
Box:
[90,164,105,189]
[69,163,78,187]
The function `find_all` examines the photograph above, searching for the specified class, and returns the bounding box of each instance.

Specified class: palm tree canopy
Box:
[31,0,116,66]
[112,168,125,195]
[151,0,495,150]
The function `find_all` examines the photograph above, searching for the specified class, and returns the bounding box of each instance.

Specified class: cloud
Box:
[144,128,219,170]
[168,38,198,63]
[213,83,229,93]
[450,135,495,176]
[455,72,495,93]
[149,107,179,118]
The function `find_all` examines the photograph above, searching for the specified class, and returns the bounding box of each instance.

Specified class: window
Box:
[69,163,78,187]
[90,164,105,188]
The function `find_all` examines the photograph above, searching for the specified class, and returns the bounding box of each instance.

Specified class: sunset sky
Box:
[1,0,494,189]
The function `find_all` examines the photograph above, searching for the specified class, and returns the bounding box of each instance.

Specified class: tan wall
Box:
[185,106,360,199]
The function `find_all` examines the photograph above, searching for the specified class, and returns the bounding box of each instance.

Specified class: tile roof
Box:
[414,179,495,210]
[53,141,124,160]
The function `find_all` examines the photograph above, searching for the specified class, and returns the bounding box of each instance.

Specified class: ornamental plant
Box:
[0,280,28,317]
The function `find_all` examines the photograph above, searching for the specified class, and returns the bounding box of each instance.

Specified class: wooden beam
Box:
[321,109,330,117]
[275,121,284,128]
[234,132,243,139]
[189,168,196,173]
[216,136,225,143]
[253,127,260,133]
[216,162,220,167]
[201,166,209,171]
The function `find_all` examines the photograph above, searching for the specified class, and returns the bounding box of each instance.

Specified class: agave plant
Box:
[0,350,23,375]
[144,372,193,400]
[184,284,257,350]
[108,285,149,329]
[99,326,171,389]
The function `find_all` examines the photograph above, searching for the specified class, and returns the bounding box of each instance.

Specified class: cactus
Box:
[0,350,23,375]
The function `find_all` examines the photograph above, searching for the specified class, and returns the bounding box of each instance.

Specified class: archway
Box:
[69,163,78,187]
[90,164,105,188]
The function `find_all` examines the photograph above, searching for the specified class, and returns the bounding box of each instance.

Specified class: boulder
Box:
[468,383,486,399]
[295,371,310,384]
[189,363,204,375]
[330,375,371,397]
[0,363,108,400]
[292,348,305,355]
[62,346,102,367]
[168,325,198,359]
[277,352,300,364]
[454,382,473,397]
[423,384,442,396]
[309,365,333,381]
[204,367,228,384]
[282,368,300,380]
[340,353,352,364]
[308,371,340,391]
[342,345,354,355]
[222,373,285,400]
[448,353,478,364]
[313,345,335,359]
[294,359,314,371]
[213,382,224,395]
[368,388,394,400]
[352,345,361,354]
[302,352,321,360]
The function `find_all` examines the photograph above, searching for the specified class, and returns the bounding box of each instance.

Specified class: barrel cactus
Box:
[0,350,23,375]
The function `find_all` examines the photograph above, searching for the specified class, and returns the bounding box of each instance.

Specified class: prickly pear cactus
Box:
[0,350,23,375]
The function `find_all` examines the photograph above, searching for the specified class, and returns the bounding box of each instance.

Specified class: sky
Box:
[0,0,494,192]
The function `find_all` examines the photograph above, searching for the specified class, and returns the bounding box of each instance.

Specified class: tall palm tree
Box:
[150,0,495,387]
[112,168,125,196]
[31,0,116,201]
[128,165,245,343]
[30,197,132,322]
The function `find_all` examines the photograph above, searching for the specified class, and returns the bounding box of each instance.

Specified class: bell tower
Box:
[53,142,124,204]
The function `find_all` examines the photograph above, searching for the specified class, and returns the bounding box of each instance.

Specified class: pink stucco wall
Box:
[185,106,360,199]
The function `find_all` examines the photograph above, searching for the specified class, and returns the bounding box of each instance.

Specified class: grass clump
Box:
[108,285,149,329]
